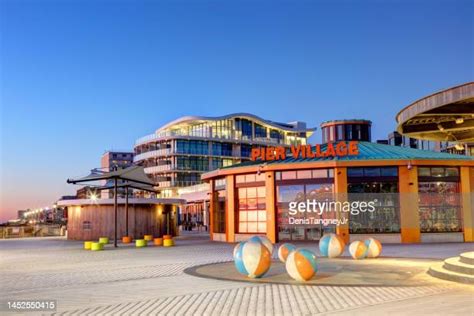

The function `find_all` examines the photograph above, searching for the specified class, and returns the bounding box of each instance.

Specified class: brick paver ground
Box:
[0,236,473,315]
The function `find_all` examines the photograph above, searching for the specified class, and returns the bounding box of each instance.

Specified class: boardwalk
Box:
[0,237,473,315]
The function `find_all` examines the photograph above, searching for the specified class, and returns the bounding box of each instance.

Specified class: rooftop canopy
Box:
[396,82,474,142]
[67,165,155,186]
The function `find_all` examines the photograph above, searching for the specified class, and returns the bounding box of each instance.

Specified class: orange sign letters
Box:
[250,141,359,161]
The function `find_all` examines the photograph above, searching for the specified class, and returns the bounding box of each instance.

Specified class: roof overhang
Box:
[396,82,474,142]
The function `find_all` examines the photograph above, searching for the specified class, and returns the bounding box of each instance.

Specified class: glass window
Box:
[347,168,364,177]
[212,190,226,233]
[236,175,246,184]
[418,168,431,177]
[241,144,252,158]
[336,125,344,141]
[419,182,461,232]
[347,181,400,233]
[237,186,266,233]
[431,167,445,177]
[245,174,256,183]
[345,124,353,140]
[277,183,334,241]
[312,169,327,178]
[445,168,459,177]
[363,168,380,177]
[281,171,297,180]
[381,167,398,177]
[297,170,312,179]
[255,124,267,138]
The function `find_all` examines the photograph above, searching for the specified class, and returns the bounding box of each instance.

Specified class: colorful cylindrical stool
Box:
[84,241,93,250]
[163,234,172,240]
[99,237,109,244]
[91,242,103,251]
[136,239,147,248]
[122,236,132,243]
[144,235,153,241]
[163,239,174,247]
[154,238,163,246]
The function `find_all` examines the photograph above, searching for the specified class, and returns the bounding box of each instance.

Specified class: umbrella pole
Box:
[125,186,129,238]
[114,177,118,248]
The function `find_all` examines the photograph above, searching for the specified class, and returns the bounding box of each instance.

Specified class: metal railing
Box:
[0,224,65,239]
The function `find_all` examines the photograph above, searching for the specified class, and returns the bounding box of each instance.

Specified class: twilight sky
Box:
[0,0,472,222]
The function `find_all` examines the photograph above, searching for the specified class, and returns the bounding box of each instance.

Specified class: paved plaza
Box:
[0,236,473,315]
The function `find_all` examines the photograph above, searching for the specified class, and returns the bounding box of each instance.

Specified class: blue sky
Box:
[0,0,472,221]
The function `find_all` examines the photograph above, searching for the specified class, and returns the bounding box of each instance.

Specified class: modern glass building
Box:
[134,114,315,197]
[202,142,474,244]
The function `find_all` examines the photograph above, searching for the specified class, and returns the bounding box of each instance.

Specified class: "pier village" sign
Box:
[251,141,359,161]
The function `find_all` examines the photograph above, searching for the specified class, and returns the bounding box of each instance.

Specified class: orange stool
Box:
[144,234,153,241]
[122,236,132,243]
[163,234,172,240]
[154,238,163,246]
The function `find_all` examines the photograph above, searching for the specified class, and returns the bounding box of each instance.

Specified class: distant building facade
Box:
[320,119,372,143]
[134,113,315,198]
[100,151,134,198]
[387,131,441,151]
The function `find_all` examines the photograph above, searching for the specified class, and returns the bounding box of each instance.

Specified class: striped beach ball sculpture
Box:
[278,243,297,263]
[285,248,318,282]
[319,234,345,258]
[349,241,368,259]
[233,242,246,260]
[364,238,382,258]
[248,235,274,255]
[234,240,272,278]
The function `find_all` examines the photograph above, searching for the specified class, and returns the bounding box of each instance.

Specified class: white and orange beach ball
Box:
[285,248,318,281]
[364,238,382,258]
[278,243,297,263]
[233,240,271,278]
[248,235,274,255]
[319,234,345,258]
[349,241,368,259]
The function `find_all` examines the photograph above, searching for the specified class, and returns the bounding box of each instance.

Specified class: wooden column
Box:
[209,180,215,240]
[113,177,118,247]
[125,186,129,237]
[334,167,349,244]
[265,171,276,243]
[226,175,236,242]
[461,167,474,242]
[399,165,420,243]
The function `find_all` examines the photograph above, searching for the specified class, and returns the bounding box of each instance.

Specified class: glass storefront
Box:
[347,167,400,234]
[276,169,334,241]
[418,167,462,233]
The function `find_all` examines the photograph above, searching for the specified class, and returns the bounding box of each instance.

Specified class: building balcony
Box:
[144,164,172,173]
[135,132,295,147]
[134,148,172,162]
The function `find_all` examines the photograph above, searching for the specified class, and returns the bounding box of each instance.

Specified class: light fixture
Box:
[455,118,464,124]
[437,124,445,132]
[90,193,98,201]
[454,143,464,151]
